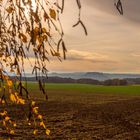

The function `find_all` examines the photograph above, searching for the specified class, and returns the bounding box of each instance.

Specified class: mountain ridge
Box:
[47,72,140,81]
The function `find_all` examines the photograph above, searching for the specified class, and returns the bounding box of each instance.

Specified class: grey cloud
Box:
[66,50,117,64]
[85,0,140,23]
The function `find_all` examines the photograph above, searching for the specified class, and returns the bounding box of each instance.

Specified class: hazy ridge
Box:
[47,72,140,81]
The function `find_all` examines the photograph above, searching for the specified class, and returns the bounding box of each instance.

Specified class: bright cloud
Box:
[23,0,140,73]
[67,50,115,63]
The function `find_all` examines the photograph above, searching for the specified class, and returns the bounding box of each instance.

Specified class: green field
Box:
[28,83,140,95]
[27,83,140,104]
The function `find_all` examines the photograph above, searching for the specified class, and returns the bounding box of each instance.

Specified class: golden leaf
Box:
[33,129,38,135]
[18,98,25,104]
[38,114,42,119]
[19,33,27,43]
[0,111,7,116]
[49,9,56,20]
[13,123,17,127]
[2,100,5,104]
[10,93,25,104]
[28,122,31,126]
[0,98,5,104]
[10,130,15,134]
[10,93,16,103]
[5,116,10,121]
[6,6,14,14]
[33,107,38,114]
[31,101,36,106]
[45,129,50,135]
[40,121,46,129]
[7,80,13,87]
[2,120,6,126]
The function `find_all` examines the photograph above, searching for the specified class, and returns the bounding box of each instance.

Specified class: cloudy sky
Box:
[45,0,140,73]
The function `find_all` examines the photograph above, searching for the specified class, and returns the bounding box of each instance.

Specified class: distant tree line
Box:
[103,79,127,86]
[10,76,130,86]
[47,77,128,86]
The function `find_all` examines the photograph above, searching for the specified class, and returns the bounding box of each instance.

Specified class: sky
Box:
[29,0,140,73]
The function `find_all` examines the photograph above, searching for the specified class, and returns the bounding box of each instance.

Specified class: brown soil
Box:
[0,98,140,140]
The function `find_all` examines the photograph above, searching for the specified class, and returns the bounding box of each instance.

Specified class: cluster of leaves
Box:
[0,0,69,137]
[0,70,50,136]
[28,101,50,136]
[0,75,24,135]
[0,0,66,77]
[0,110,16,135]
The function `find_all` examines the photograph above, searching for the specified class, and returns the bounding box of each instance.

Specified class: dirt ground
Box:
[0,96,140,140]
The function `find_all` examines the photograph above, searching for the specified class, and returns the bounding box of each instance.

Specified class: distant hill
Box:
[12,76,140,85]
[15,76,101,85]
[47,72,140,81]
[11,72,140,85]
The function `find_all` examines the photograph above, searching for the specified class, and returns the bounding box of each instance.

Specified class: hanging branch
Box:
[73,0,88,35]
[115,0,123,15]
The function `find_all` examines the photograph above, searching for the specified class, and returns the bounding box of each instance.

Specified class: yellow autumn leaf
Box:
[6,6,14,14]
[38,114,42,119]
[33,107,38,114]
[40,121,46,129]
[45,129,50,136]
[0,98,5,104]
[49,9,56,20]
[10,92,25,104]
[28,122,31,126]
[2,120,6,126]
[14,92,18,96]
[5,116,10,121]
[0,111,7,116]
[10,93,16,103]
[7,80,13,87]
[2,100,5,104]
[10,130,14,134]
[31,101,36,106]
[13,123,17,127]
[33,129,38,135]
[18,98,25,104]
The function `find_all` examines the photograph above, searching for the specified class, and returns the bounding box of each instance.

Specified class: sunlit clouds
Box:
[25,0,140,73]
[67,50,113,63]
